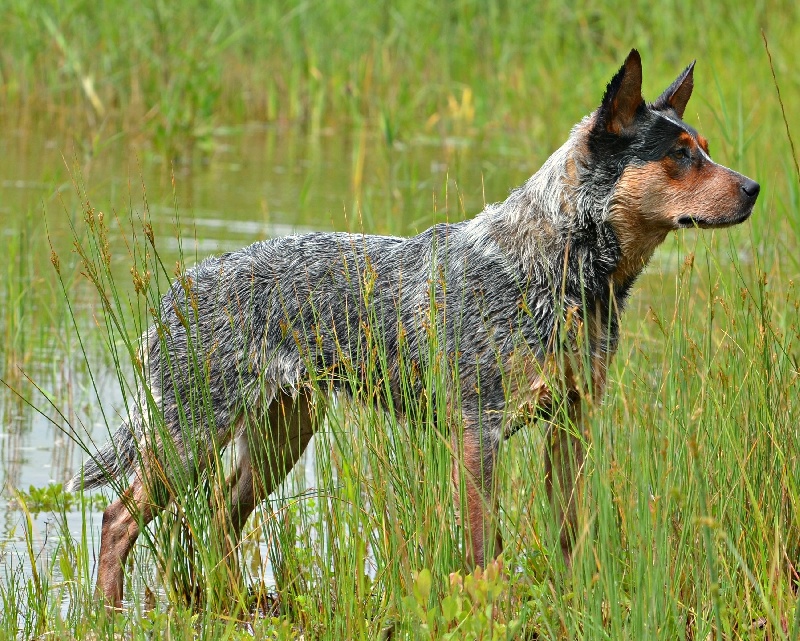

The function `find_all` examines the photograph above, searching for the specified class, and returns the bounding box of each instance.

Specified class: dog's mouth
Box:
[676,207,754,230]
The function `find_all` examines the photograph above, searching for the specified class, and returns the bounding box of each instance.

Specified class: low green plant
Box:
[11,484,109,515]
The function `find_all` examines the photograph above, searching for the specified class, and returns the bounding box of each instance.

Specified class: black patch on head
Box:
[583,107,690,213]
[585,54,703,194]
[594,110,690,161]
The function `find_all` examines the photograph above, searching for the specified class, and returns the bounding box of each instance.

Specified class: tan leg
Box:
[544,410,585,563]
[226,390,318,542]
[96,476,160,609]
[452,428,502,570]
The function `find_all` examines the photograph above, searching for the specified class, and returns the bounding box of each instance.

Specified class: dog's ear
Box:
[596,49,644,134]
[652,60,695,118]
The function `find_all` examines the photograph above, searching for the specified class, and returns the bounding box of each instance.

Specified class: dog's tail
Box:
[65,420,139,492]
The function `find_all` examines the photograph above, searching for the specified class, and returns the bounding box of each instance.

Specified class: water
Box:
[0,121,535,595]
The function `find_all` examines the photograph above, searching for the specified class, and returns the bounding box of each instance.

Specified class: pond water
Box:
[0,122,538,596]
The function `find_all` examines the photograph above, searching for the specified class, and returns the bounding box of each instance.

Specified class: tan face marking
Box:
[676,131,696,148]
[607,145,748,287]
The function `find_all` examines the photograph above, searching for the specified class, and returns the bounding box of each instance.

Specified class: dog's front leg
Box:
[452,423,502,570]
[544,404,585,564]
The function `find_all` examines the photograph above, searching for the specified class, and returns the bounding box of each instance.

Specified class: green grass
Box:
[1,0,800,639]
[1,1,798,161]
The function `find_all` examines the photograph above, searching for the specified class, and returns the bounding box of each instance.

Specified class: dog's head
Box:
[588,50,758,280]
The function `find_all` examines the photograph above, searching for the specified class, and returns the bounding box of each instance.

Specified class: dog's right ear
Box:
[595,49,644,135]
[652,60,695,118]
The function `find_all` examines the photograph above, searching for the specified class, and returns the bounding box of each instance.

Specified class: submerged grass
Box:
[1,1,799,640]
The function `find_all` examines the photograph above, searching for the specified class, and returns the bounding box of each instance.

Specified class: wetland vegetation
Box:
[1,1,799,638]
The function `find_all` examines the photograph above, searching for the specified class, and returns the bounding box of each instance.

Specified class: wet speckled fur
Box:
[69,50,759,609]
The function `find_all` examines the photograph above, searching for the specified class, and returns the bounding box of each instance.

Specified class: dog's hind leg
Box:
[96,471,166,610]
[452,420,503,570]
[225,389,318,544]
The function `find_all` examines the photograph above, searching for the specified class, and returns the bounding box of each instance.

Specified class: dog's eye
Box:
[670,147,690,161]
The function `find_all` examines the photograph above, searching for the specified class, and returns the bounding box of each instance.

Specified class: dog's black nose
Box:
[741,179,760,199]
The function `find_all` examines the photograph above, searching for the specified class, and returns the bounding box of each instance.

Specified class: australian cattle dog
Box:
[68,49,759,609]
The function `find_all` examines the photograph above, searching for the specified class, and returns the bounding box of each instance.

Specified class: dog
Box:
[67,49,759,609]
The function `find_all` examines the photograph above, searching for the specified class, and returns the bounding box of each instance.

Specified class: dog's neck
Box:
[498,123,670,299]
[605,210,669,292]
[483,126,626,299]
[604,167,673,292]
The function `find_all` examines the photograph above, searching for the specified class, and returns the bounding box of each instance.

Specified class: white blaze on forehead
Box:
[655,109,691,132]
[654,110,713,162]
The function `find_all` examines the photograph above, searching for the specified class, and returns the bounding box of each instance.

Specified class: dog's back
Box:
[139,220,548,455]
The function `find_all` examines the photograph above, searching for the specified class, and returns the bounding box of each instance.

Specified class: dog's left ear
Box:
[596,49,644,134]
[652,61,695,118]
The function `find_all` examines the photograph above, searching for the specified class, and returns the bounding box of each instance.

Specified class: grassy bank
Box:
[1,1,798,157]
[1,0,799,639]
